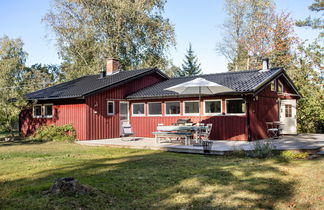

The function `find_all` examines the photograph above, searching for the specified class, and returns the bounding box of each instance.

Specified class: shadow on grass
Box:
[0,139,48,147]
[0,150,297,209]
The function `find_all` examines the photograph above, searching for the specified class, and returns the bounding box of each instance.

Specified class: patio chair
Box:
[121,123,136,141]
[266,122,279,139]
[200,124,213,140]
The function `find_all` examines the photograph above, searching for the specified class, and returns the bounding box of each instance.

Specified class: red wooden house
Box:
[20,59,300,141]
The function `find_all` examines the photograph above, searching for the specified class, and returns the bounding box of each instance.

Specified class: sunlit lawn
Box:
[0,141,323,209]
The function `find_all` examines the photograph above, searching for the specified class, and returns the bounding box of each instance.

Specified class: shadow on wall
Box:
[201,116,247,140]
[0,150,298,209]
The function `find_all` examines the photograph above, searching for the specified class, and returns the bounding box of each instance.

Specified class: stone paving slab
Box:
[76,133,324,155]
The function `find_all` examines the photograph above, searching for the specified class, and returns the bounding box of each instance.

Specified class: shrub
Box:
[247,140,274,158]
[31,124,76,142]
[280,151,309,160]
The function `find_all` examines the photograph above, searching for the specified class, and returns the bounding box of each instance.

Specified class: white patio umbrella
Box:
[165,77,234,122]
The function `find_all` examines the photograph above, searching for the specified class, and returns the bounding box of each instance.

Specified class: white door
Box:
[280,99,297,134]
[119,101,129,135]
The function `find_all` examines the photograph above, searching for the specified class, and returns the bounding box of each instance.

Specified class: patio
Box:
[77,133,324,155]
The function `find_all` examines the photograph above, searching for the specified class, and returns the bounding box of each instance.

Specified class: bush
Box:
[280,151,309,160]
[247,140,274,158]
[31,124,76,142]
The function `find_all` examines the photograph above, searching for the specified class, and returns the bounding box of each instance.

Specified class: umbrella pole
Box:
[199,86,201,123]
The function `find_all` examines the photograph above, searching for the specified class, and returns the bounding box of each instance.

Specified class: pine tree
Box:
[178,43,202,76]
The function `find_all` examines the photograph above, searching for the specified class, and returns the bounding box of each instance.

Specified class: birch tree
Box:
[43,0,176,79]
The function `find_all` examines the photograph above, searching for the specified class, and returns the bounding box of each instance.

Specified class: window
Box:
[33,104,42,118]
[107,101,114,115]
[44,104,53,118]
[278,81,284,93]
[285,104,292,117]
[270,81,276,92]
[226,99,245,114]
[184,101,199,115]
[165,102,180,115]
[148,102,162,115]
[204,100,221,115]
[132,103,145,116]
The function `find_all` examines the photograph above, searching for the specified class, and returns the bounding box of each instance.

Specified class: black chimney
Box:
[99,67,106,78]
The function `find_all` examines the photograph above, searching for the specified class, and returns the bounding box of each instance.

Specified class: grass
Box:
[0,141,323,209]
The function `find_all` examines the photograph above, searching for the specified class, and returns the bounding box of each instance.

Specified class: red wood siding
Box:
[249,76,298,140]
[130,98,248,141]
[85,74,166,140]
[20,102,87,140]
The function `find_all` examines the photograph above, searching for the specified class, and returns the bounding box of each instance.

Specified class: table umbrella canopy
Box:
[164,78,234,95]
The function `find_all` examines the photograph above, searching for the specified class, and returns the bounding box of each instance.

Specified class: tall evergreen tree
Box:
[177,43,202,76]
[296,0,323,38]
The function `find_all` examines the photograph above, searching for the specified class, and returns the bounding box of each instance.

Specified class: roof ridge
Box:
[168,68,281,80]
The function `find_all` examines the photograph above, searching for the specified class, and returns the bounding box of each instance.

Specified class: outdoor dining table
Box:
[156,125,207,143]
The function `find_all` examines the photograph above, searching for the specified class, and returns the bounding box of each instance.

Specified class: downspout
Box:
[245,95,252,141]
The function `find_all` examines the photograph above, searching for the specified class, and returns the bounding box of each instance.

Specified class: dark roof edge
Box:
[253,68,301,98]
[83,68,169,97]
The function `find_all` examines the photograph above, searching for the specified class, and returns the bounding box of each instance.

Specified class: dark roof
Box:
[26,68,167,100]
[127,68,284,99]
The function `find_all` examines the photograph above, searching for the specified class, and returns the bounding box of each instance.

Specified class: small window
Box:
[133,103,145,116]
[226,99,245,114]
[205,100,221,114]
[33,104,42,118]
[148,102,162,115]
[184,101,199,115]
[165,102,180,115]
[270,81,276,92]
[285,104,292,117]
[44,104,53,118]
[278,81,283,93]
[107,101,114,115]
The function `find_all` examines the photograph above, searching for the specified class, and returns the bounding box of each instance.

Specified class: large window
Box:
[226,99,245,114]
[184,101,199,115]
[148,102,162,116]
[107,101,114,115]
[204,100,221,115]
[33,104,42,118]
[132,103,145,116]
[44,104,53,118]
[165,102,180,115]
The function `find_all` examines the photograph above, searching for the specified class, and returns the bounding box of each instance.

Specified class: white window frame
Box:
[225,98,246,116]
[183,100,200,116]
[148,102,162,116]
[107,101,115,116]
[165,101,181,116]
[33,104,43,118]
[132,103,145,117]
[43,103,53,118]
[203,99,222,116]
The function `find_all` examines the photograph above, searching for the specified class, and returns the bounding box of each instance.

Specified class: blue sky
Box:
[0,0,320,74]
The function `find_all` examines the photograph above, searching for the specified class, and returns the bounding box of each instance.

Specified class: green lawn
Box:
[0,141,323,210]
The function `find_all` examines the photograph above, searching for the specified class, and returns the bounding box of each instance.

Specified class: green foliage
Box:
[280,151,309,160]
[43,0,176,80]
[177,43,202,76]
[296,0,323,37]
[31,124,76,142]
[247,141,274,158]
[0,35,28,137]
[287,40,324,133]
